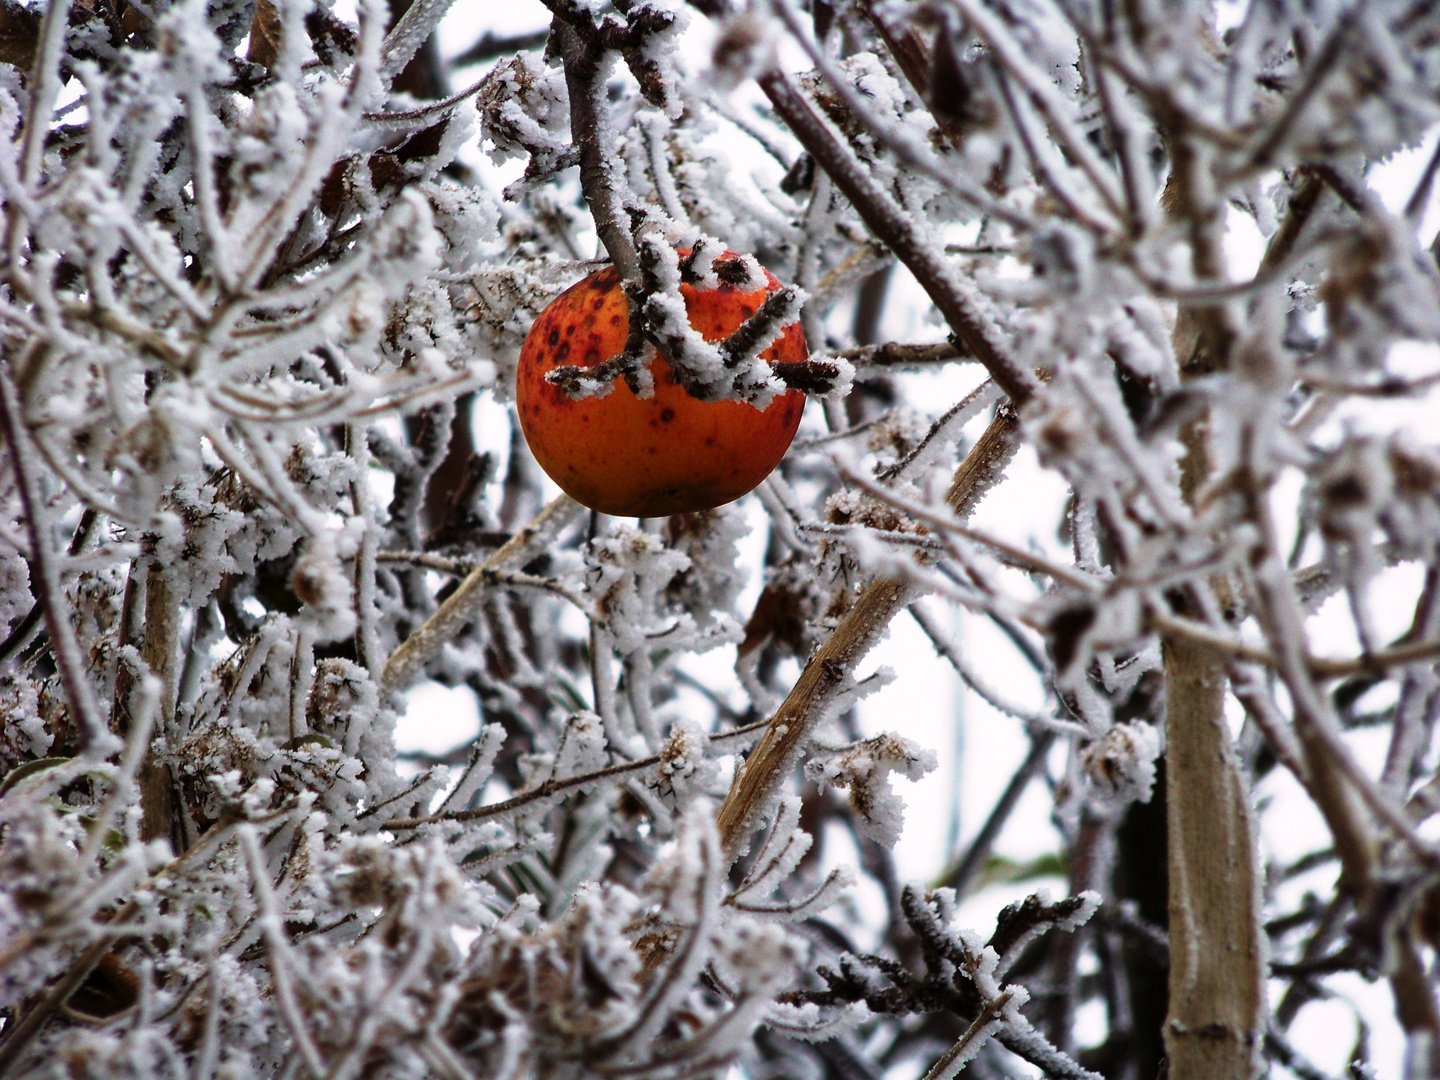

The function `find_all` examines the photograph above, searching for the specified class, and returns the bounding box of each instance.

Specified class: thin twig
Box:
[920,988,1017,1080]
[363,74,489,128]
[0,367,113,756]
[757,67,1039,405]
[240,827,327,1078]
[0,809,251,1072]
[831,341,966,369]
[384,719,770,829]
[840,465,1098,591]
[1152,608,1440,680]
[381,494,582,694]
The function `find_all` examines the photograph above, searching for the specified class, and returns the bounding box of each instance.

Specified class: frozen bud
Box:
[1032,403,1087,466]
[342,278,387,342]
[677,238,722,288]
[1027,223,1095,297]
[713,920,804,995]
[291,536,357,642]
[865,407,929,463]
[477,54,570,167]
[806,733,937,848]
[1081,722,1161,806]
[708,10,775,91]
[330,837,412,908]
[326,836,471,920]
[1315,436,1394,545]
[305,658,377,744]
[648,721,719,807]
[709,251,767,293]
[822,490,927,561]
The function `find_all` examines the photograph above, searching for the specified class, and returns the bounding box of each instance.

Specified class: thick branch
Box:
[1161,160,1264,1080]
[552,17,640,285]
[1162,632,1265,1080]
[834,341,966,370]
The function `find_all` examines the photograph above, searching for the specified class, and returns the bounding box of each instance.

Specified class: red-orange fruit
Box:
[516,255,807,517]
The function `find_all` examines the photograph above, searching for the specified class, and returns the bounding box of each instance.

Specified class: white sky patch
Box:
[397,679,483,755]
[1370,128,1440,241]
[1223,201,1267,281]
[438,0,549,58]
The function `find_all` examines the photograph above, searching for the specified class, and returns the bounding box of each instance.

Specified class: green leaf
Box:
[548,671,590,715]
[972,851,1068,890]
[0,756,76,799]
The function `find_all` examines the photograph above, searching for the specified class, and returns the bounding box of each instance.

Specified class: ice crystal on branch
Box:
[805,731,936,848]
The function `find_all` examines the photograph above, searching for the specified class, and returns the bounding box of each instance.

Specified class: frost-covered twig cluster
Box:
[3,0,1440,1078]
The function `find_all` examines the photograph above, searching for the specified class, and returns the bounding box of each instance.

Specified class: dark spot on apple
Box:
[660,408,675,423]
[610,315,621,325]
[583,314,595,328]
[704,436,715,446]
[555,342,570,361]
[547,328,559,346]
[739,304,755,318]
[584,348,599,364]
[593,297,604,310]
[566,325,575,336]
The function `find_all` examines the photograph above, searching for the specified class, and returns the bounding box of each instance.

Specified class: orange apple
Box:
[516,254,807,517]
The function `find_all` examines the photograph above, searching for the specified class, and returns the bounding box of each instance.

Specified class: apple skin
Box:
[516,257,807,517]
